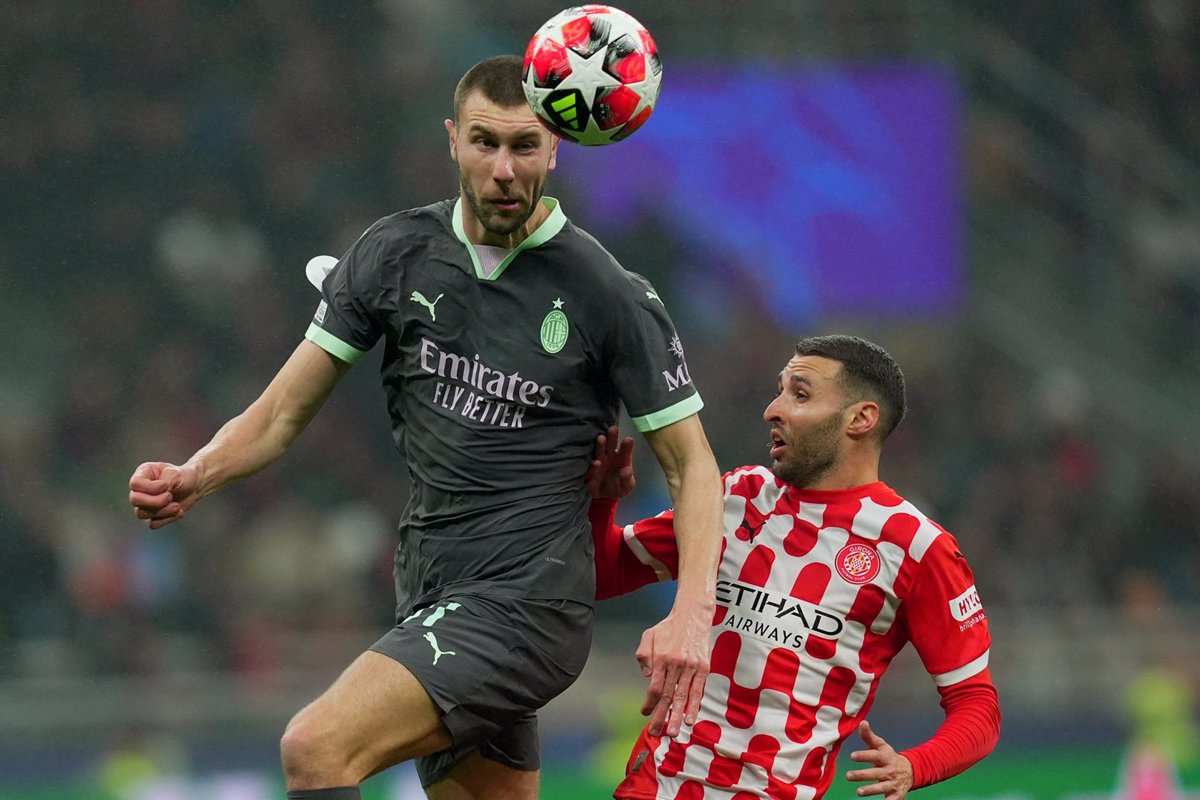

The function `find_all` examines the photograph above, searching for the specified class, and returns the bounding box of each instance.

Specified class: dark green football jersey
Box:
[306,197,702,610]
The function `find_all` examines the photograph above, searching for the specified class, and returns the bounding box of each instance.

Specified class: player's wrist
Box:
[670,585,716,615]
[181,459,212,499]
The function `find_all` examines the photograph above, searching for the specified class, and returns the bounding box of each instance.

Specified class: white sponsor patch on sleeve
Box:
[306,254,337,290]
[315,300,328,324]
[949,584,983,622]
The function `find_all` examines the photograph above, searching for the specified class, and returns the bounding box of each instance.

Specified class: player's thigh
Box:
[425,750,539,800]
[392,596,592,786]
[286,649,452,774]
[383,596,592,750]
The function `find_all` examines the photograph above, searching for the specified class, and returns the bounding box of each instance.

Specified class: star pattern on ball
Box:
[557,46,621,104]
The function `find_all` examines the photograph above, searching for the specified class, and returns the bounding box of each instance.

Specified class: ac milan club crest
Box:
[835,543,880,584]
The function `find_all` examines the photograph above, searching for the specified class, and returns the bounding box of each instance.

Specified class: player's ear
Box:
[846,401,880,440]
[444,119,458,161]
[547,133,559,171]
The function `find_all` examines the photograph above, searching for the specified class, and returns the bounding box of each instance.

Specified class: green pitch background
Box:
[2,748,1197,800]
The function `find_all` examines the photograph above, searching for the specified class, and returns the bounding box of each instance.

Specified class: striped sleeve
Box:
[901,532,992,684]
[591,500,680,600]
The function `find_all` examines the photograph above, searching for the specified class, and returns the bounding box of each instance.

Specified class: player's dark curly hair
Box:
[795,334,907,440]
[453,55,527,122]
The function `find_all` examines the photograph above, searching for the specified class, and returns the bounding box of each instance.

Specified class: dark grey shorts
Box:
[369,594,593,787]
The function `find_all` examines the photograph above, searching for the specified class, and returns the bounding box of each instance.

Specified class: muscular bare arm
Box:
[128,340,351,528]
[638,414,723,737]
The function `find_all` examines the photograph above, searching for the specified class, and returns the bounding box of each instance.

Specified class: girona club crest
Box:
[835,543,881,585]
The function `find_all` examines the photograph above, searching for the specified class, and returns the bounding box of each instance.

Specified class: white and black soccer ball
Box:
[522,5,663,146]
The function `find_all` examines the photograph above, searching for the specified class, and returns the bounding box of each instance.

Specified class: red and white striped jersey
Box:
[598,466,991,800]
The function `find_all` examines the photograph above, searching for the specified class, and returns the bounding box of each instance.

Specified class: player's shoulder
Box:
[723,464,779,485]
[342,200,456,275]
[721,465,785,500]
[553,218,658,295]
[364,199,455,240]
[869,484,964,563]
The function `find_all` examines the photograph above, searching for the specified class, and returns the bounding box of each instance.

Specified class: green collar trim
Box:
[452,197,566,281]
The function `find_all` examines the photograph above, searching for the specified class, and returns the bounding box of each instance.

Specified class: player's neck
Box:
[461,196,550,249]
[800,456,879,492]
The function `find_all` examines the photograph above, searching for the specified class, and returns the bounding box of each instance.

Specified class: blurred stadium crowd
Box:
[0,0,1198,692]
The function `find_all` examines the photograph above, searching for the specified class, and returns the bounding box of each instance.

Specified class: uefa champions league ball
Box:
[522,5,663,146]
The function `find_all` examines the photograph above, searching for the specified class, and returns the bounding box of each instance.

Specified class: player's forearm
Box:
[663,457,722,609]
[184,401,307,498]
[185,341,346,498]
[902,674,1001,788]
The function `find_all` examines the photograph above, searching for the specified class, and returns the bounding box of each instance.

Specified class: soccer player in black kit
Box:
[128,55,723,800]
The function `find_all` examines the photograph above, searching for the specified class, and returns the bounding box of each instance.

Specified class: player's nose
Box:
[763,396,782,423]
[492,154,516,181]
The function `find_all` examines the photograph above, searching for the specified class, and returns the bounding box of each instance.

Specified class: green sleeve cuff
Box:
[631,393,704,433]
[305,323,368,364]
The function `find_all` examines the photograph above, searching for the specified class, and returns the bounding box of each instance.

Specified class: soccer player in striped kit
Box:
[588,335,1000,800]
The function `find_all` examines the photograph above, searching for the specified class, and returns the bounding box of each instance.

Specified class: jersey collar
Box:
[452,196,566,281]
[785,481,895,505]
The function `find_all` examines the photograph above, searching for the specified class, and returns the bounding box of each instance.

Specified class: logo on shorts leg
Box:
[423,632,456,665]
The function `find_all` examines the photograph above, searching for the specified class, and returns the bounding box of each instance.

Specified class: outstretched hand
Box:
[846,721,914,800]
[636,602,711,738]
[128,462,201,529]
[586,425,636,500]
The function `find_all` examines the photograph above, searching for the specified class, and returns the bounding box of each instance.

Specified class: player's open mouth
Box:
[491,198,521,213]
[769,430,786,460]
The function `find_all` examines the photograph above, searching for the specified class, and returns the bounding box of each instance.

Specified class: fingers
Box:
[129,462,169,495]
[616,434,634,463]
[648,662,686,738]
[845,765,894,798]
[637,628,671,735]
[847,722,910,800]
[859,720,886,748]
[636,628,654,676]
[585,437,606,492]
[147,511,185,529]
[129,462,188,528]
[636,624,711,738]
[665,663,692,736]
[641,666,666,723]
[591,432,608,463]
[683,665,707,725]
[135,505,186,528]
[616,436,636,494]
[129,489,174,511]
[847,776,907,800]
[850,778,888,798]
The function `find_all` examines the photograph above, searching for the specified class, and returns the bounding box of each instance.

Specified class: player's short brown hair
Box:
[453,55,528,122]
[795,335,908,440]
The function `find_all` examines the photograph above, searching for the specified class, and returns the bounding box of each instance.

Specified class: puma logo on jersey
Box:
[423,632,456,665]
[737,518,763,541]
[645,290,663,304]
[410,291,445,321]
